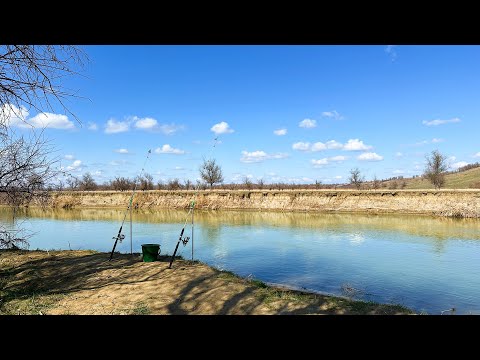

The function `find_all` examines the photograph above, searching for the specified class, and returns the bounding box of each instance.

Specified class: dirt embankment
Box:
[31,189,480,218]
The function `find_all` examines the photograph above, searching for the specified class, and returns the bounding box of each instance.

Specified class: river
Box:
[1,207,479,314]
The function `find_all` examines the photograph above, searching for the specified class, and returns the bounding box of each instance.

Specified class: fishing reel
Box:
[113,234,125,243]
[181,236,190,246]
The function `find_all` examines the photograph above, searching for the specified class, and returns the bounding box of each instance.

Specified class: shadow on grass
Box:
[0,250,412,315]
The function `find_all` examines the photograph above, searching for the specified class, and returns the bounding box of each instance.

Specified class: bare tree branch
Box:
[0,45,87,129]
[0,45,87,249]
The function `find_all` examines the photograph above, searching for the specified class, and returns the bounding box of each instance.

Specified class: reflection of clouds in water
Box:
[349,232,365,246]
[213,246,228,260]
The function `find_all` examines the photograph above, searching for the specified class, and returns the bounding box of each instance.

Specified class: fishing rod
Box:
[168,136,219,269]
[109,149,152,261]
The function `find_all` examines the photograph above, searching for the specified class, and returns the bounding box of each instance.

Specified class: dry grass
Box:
[403,167,480,190]
[0,250,413,315]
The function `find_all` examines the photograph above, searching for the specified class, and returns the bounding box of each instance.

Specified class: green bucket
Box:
[141,243,161,262]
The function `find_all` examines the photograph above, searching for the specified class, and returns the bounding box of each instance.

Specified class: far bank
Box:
[9,189,480,218]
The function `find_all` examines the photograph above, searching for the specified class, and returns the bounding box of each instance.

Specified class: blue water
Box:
[2,207,480,314]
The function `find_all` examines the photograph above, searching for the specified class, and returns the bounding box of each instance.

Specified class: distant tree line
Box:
[52,151,480,193]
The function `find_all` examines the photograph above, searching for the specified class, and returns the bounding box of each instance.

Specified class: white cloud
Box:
[66,159,82,171]
[412,138,445,146]
[393,169,404,174]
[87,122,98,131]
[422,118,461,126]
[292,141,339,152]
[64,154,75,160]
[211,121,234,135]
[134,116,158,129]
[414,140,429,146]
[326,140,343,149]
[109,160,129,166]
[240,150,288,163]
[334,175,343,179]
[274,128,287,136]
[292,142,311,151]
[128,115,185,135]
[286,176,314,183]
[311,142,327,152]
[173,166,184,170]
[2,105,75,130]
[357,152,384,161]
[154,144,185,155]
[448,156,456,162]
[474,152,480,158]
[451,161,469,170]
[395,152,403,157]
[105,119,130,134]
[321,110,343,120]
[115,148,129,154]
[293,139,374,152]
[299,118,316,128]
[311,158,329,167]
[385,45,397,61]
[159,123,185,135]
[270,153,289,160]
[230,173,254,183]
[343,139,373,151]
[311,155,347,168]
[329,155,348,162]
[27,113,75,129]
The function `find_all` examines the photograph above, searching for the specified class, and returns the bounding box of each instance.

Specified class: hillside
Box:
[378,167,480,190]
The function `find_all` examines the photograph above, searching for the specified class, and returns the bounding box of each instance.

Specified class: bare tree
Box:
[199,158,224,189]
[0,45,86,249]
[110,176,133,191]
[349,168,364,190]
[372,175,380,190]
[315,180,322,189]
[157,180,165,190]
[0,132,56,207]
[424,150,448,189]
[257,178,265,190]
[243,176,253,190]
[184,179,192,190]
[80,173,97,191]
[167,178,182,190]
[0,132,59,248]
[136,173,154,191]
[66,175,80,191]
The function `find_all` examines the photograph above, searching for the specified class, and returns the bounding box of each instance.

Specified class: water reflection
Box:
[6,206,480,242]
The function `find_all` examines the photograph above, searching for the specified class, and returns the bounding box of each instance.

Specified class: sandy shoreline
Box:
[0,250,413,315]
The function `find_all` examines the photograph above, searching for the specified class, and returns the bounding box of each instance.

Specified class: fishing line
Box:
[168,136,220,268]
[109,149,152,260]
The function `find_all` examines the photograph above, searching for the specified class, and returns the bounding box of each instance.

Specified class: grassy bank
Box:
[0,250,413,315]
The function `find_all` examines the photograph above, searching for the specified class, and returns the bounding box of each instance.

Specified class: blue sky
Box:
[5,45,480,184]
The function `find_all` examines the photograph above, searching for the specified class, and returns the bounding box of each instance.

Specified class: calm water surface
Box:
[1,207,480,314]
